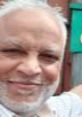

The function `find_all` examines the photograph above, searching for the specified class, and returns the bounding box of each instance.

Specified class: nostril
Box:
[16,63,42,76]
[16,56,42,76]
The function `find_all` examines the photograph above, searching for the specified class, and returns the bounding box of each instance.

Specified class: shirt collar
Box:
[0,104,15,117]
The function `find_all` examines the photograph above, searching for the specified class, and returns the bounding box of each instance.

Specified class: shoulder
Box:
[70,85,82,99]
[46,92,82,117]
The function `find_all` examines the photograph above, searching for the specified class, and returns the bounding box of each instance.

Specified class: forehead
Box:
[0,9,63,48]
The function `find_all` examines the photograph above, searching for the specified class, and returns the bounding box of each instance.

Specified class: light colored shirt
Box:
[0,92,82,117]
[47,92,82,117]
[0,104,14,117]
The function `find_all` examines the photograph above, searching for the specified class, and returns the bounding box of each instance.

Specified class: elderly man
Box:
[0,0,82,117]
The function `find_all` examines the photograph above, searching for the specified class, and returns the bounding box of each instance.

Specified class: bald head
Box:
[0,0,67,46]
[2,9,60,32]
[0,8,65,50]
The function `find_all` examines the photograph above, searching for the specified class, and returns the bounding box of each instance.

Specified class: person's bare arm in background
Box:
[70,85,82,99]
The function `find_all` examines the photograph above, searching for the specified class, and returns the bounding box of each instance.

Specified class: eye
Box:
[0,48,24,57]
[1,48,21,53]
[39,53,59,64]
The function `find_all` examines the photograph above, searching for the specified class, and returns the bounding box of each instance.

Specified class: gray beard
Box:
[0,79,59,116]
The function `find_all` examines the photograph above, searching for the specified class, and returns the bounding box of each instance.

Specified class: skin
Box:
[0,9,65,117]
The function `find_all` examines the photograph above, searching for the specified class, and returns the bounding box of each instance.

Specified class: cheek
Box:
[42,63,61,84]
[0,57,20,74]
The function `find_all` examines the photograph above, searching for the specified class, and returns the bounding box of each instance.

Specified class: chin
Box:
[0,89,48,114]
[0,79,59,114]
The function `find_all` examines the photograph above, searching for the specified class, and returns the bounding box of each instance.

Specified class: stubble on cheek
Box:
[8,85,42,102]
[42,64,60,85]
[0,81,44,103]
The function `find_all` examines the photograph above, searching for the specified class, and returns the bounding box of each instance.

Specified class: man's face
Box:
[0,9,64,113]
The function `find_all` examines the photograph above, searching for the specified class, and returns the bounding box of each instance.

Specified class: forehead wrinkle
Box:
[27,30,61,47]
[2,18,60,45]
[25,30,60,44]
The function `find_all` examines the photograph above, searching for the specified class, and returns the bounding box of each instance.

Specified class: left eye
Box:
[39,54,59,64]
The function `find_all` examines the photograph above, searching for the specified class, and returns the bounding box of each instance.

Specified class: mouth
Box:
[7,81,43,90]
[8,81,43,85]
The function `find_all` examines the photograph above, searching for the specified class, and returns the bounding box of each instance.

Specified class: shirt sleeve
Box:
[47,92,82,117]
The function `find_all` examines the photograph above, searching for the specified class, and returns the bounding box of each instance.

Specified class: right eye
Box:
[1,48,22,53]
[0,48,24,57]
[1,48,20,52]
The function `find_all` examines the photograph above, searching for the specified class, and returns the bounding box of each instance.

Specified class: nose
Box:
[16,57,42,76]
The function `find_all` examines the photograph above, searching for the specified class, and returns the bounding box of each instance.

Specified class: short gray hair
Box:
[0,0,67,47]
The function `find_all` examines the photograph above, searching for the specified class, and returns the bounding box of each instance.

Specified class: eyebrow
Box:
[40,45,62,56]
[0,37,24,50]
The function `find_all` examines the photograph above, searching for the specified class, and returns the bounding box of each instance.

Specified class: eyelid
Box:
[0,48,23,53]
[0,48,26,58]
[40,53,59,58]
[39,53,60,62]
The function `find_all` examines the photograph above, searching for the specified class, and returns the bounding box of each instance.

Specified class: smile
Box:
[7,81,43,90]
